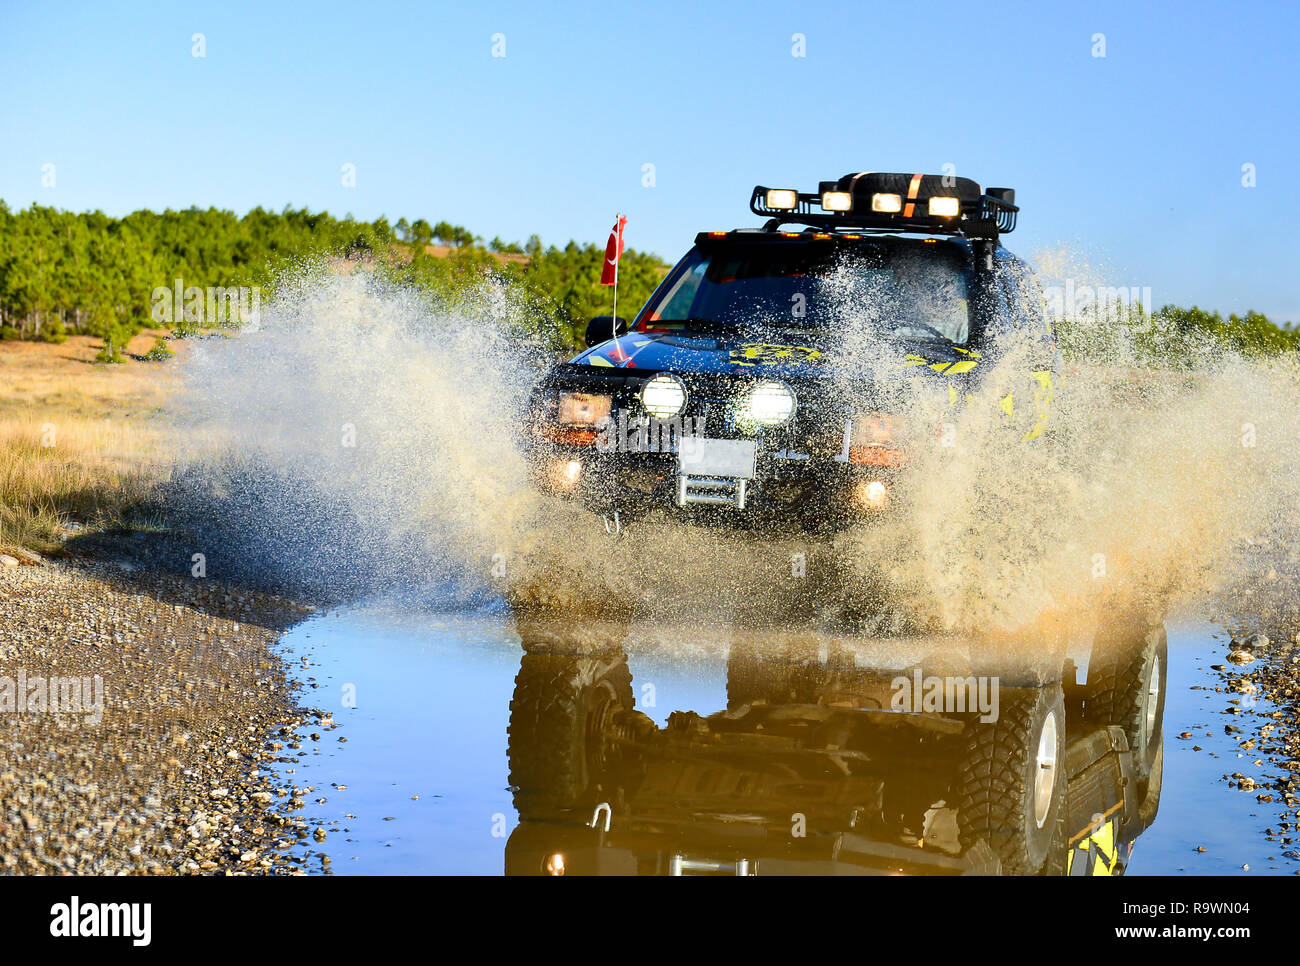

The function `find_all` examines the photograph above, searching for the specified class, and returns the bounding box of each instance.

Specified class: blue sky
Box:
[1,0,1296,320]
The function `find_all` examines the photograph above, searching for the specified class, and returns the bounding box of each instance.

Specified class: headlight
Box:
[852,413,901,445]
[640,373,687,418]
[743,380,796,428]
[849,413,907,466]
[557,392,611,426]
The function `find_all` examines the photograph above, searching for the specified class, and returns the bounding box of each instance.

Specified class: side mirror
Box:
[585,315,628,348]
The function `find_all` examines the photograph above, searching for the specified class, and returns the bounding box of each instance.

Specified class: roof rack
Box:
[749,172,1017,241]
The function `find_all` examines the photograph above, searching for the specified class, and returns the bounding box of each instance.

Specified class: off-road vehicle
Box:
[526,171,1056,532]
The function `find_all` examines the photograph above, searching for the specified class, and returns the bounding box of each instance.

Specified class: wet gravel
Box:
[1209,628,1300,857]
[0,543,331,875]
[1196,536,1300,858]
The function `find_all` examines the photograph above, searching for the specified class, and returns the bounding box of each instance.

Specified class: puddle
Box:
[1126,625,1292,875]
[268,605,1298,876]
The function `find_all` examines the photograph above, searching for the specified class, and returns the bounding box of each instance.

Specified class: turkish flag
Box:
[599,215,627,286]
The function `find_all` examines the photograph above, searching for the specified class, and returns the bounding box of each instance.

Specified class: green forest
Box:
[0,200,1294,362]
[0,202,671,358]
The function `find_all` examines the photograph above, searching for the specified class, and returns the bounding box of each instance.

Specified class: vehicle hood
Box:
[571,329,981,382]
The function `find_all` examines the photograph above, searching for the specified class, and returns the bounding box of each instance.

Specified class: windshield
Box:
[635,241,971,343]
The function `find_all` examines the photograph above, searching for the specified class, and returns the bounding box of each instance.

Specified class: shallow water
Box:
[268,605,1294,876]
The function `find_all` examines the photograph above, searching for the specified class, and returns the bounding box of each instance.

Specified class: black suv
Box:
[526,171,1058,532]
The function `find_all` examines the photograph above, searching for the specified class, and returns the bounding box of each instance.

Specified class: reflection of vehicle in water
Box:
[505,624,1165,876]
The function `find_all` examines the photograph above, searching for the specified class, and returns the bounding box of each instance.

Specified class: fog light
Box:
[545,853,566,876]
[853,479,888,509]
[543,459,583,492]
[743,379,796,428]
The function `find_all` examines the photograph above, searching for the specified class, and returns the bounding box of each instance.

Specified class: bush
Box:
[94,340,125,364]
[144,336,174,361]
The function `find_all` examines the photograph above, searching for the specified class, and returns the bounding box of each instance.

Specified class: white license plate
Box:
[677,438,756,479]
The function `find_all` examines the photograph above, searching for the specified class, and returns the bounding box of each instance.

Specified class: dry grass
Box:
[0,330,180,554]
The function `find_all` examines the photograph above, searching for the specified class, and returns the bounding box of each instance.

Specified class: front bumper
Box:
[527,433,902,531]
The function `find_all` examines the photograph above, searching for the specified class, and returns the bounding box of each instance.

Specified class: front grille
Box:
[690,398,730,437]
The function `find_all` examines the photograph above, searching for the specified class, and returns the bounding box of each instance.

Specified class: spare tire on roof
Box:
[834,171,983,202]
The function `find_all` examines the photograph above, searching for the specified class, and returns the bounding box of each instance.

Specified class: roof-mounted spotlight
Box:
[764,189,798,210]
[870,192,902,213]
[928,196,960,217]
[820,191,853,212]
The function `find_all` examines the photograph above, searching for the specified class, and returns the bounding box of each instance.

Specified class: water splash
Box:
[169,264,547,599]
[163,255,1300,642]
[827,246,1300,636]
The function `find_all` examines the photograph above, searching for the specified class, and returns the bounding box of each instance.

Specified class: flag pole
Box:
[611,212,620,359]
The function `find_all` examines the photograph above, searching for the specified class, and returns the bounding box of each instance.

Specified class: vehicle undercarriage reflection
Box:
[504,620,1165,876]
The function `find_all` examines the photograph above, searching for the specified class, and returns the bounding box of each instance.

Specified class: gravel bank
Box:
[1211,627,1300,859]
[0,545,329,875]
[1199,536,1300,857]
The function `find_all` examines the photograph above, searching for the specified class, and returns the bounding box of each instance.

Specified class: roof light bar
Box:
[748,173,1018,239]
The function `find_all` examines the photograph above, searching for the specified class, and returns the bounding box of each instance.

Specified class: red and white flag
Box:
[599,215,627,286]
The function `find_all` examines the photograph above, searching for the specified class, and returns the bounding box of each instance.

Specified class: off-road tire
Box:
[507,652,634,820]
[955,684,1066,875]
[1137,739,1164,830]
[1085,624,1166,793]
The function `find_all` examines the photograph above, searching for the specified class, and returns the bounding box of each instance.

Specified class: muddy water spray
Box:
[169,258,1300,634]
[828,248,1300,636]
[172,267,548,597]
